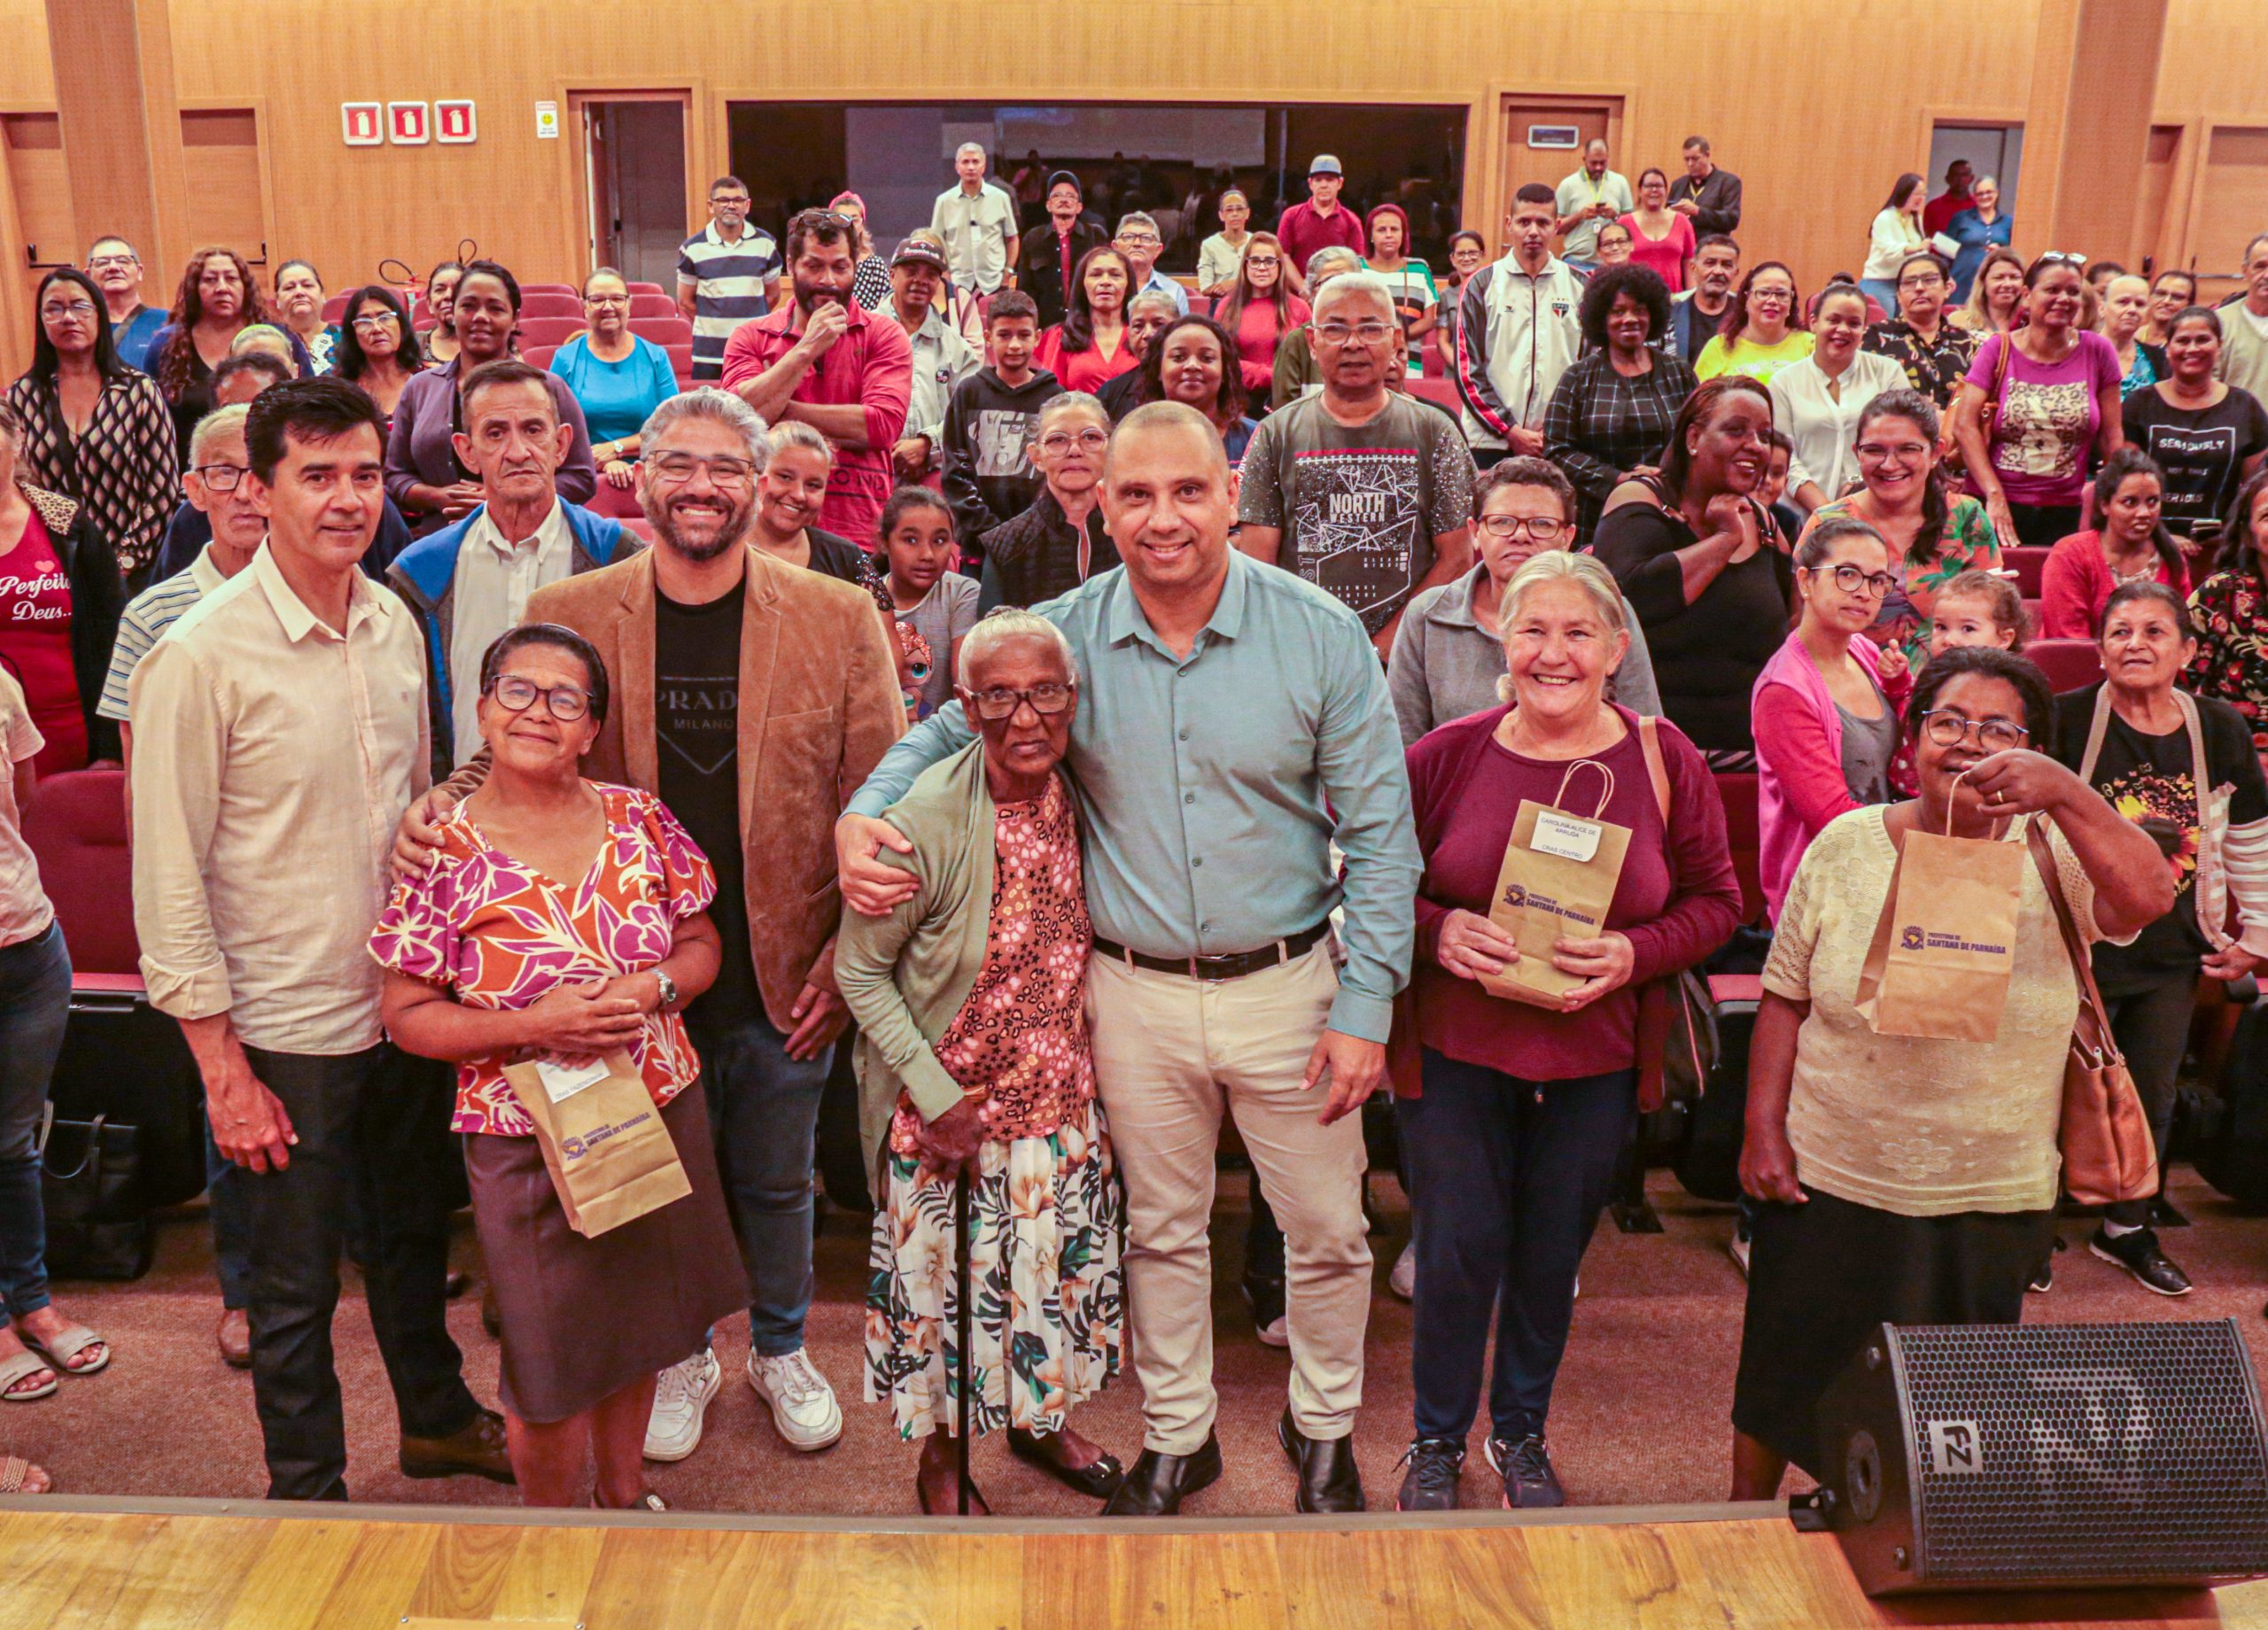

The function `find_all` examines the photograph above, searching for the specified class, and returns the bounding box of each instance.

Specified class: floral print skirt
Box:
[863,1098,1124,1441]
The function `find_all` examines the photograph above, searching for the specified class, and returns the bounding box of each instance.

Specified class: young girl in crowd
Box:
[876,486,976,723]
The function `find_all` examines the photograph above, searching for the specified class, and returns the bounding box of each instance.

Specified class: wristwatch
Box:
[654,969,679,1010]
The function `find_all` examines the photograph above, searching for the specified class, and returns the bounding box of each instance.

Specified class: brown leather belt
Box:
[1090,920,1331,982]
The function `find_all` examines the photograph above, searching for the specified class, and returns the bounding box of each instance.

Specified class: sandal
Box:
[0,1455,49,1494]
[23,1323,107,1378]
[0,1349,57,1403]
[594,1488,668,1513]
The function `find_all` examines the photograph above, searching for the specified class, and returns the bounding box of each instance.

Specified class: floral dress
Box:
[864,774,1125,1441]
[2187,568,2268,750]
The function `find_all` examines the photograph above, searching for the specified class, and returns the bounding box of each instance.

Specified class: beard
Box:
[644,491,751,562]
[796,278,849,312]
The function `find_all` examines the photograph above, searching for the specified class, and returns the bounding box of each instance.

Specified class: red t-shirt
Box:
[0,511,83,775]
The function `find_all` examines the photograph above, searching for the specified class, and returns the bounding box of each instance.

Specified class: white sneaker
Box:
[1727,1229,1751,1279]
[749,1347,843,1451]
[1389,1241,1417,1302]
[644,1348,721,1463]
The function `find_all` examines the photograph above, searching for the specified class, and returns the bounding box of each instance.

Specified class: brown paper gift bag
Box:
[1479,760,1633,1010]
[501,1052,692,1238]
[1854,804,2028,1043]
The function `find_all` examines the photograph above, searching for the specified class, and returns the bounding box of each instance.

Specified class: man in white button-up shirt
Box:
[129,378,506,1502]
[929,142,1020,296]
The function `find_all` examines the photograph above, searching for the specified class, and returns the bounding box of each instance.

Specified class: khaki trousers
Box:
[1086,943,1371,1455]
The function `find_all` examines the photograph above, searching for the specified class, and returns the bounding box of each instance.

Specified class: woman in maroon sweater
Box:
[1394,550,1741,1515]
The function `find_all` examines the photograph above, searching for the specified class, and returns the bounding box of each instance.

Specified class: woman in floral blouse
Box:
[2187,469,2268,748]
[1800,389,1999,671]
[373,624,747,1511]
[836,609,1125,1515]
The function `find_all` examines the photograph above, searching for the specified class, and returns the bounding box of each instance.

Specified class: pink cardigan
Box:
[1752,629,1911,922]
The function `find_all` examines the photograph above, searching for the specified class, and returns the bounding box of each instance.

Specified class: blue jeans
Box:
[687,1007,831,1357]
[0,922,71,1331]
[1398,1050,1635,1443]
[1859,278,1899,320]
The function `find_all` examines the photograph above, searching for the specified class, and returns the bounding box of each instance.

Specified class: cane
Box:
[954,1160,974,1516]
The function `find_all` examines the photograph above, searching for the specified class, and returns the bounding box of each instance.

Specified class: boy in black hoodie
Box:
[939,290,1061,572]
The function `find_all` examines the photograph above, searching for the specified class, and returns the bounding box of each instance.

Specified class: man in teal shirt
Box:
[838,402,1418,1517]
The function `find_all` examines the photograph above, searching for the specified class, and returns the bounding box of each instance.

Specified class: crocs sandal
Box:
[0,1349,56,1402]
[23,1323,107,1377]
[0,1455,49,1493]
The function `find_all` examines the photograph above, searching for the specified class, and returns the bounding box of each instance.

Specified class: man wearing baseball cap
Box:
[880,235,980,483]
[1277,155,1369,299]
[1016,169,1108,331]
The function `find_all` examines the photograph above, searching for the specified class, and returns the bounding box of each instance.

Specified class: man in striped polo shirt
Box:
[678,175,782,383]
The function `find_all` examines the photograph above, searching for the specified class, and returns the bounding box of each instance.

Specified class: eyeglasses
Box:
[1897,271,1946,289]
[350,311,400,330]
[39,300,95,321]
[1855,441,1930,462]
[1921,710,2027,752]
[965,681,1076,720]
[1246,256,1281,268]
[1810,563,1900,598]
[86,255,136,270]
[711,197,751,208]
[1116,233,1161,247]
[190,462,248,492]
[1038,429,1110,454]
[1749,288,1793,304]
[583,293,630,307]
[649,452,757,485]
[485,673,591,722]
[1314,320,1394,345]
[1478,515,1566,540]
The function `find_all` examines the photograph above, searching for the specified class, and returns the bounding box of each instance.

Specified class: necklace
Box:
[2108,541,2158,586]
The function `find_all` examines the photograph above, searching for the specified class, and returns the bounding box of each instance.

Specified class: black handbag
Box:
[38,1106,153,1282]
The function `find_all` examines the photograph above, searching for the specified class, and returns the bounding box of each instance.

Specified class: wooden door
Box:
[2196,126,2268,295]
[3,113,70,271]
[1498,97,1618,244]
[181,109,265,266]
[2132,124,2184,276]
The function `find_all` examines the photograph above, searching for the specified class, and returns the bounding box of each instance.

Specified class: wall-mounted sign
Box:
[1527,125,1581,149]
[342,103,382,147]
[535,101,560,140]
[388,102,430,145]
[436,100,477,144]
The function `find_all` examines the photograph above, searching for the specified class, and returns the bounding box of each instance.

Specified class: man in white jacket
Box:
[1452,184,1586,470]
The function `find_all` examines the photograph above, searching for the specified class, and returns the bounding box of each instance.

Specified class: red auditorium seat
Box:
[520,283,578,298]
[521,344,558,371]
[2025,637,2103,692]
[626,281,664,296]
[1408,376,1461,414]
[586,479,645,520]
[520,291,583,319]
[629,293,678,318]
[629,315,694,348]
[321,292,351,323]
[2005,546,2050,597]
[1712,771,1764,926]
[21,769,136,976]
[666,344,693,386]
[515,315,584,349]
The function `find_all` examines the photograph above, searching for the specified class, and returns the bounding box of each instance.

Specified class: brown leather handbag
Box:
[2025,819,2160,1206]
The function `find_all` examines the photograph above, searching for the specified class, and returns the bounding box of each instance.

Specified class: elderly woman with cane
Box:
[837,608,1126,1514]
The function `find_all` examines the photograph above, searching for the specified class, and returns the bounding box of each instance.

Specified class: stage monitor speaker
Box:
[1811,1320,2268,1596]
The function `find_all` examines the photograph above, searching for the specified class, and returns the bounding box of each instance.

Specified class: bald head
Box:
[1101,402,1238,595]
[1109,400,1230,480]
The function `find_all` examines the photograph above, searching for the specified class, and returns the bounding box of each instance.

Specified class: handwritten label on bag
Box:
[536,1058,610,1103]
[1530,809,1604,864]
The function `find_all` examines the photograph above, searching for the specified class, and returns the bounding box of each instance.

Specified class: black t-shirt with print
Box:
[2054,683,2268,980]
[656,586,759,1020]
[2120,386,2268,539]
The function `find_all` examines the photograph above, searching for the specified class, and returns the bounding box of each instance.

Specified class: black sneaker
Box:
[2149,1195,2191,1229]
[1486,1433,1565,1510]
[2089,1226,2193,1296]
[2028,1258,2054,1294]
[1394,1437,1465,1511]
[1242,1277,1289,1349]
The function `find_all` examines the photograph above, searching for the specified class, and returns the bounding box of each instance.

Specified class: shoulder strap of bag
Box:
[2078,683,2115,782]
[2177,687,2237,951]
[1637,712,1673,828]
[2025,817,2121,1069]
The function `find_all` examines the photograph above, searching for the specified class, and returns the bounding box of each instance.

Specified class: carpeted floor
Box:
[8,1169,2268,1516]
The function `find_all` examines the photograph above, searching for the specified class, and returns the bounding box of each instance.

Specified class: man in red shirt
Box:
[1922,159,1975,240]
[1277,155,1368,299]
[721,208,913,541]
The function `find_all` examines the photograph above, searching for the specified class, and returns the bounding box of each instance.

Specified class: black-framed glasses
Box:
[1921,710,2026,751]
[964,682,1076,721]
[485,673,591,722]
[583,292,630,307]
[1479,515,1566,540]
[190,462,248,492]
[1811,563,1899,598]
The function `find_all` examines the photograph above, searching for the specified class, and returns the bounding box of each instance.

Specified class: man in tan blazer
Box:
[397,387,903,1462]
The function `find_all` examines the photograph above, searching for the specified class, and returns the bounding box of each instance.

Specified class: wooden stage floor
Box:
[4,1494,2266,1629]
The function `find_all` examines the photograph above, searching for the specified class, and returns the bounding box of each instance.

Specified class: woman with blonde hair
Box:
[1953,246,2025,338]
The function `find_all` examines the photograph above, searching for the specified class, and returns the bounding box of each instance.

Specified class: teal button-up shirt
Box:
[846,550,1419,1042]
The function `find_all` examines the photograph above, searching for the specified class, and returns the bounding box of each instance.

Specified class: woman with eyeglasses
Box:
[375,623,747,1511]
[329,285,426,431]
[1754,516,1913,923]
[1590,221,1634,268]
[1954,253,2126,555]
[1945,178,2013,307]
[1863,253,1978,418]
[1389,457,1658,745]
[1730,643,2170,1501]
[1542,263,1697,549]
[2039,447,2187,640]
[977,392,1119,612]
[1035,247,1141,395]
[4,268,178,584]
[836,608,1127,1516]
[2138,269,2200,352]
[421,261,463,365]
[1430,230,1487,377]
[1213,233,1309,415]
[548,268,678,491]
[2047,580,2268,1298]
[1770,282,1908,516]
[1619,167,1696,295]
[1693,263,1814,385]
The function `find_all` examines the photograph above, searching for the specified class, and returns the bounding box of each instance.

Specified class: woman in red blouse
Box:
[375,625,747,1511]
[2039,447,2190,639]
[1394,551,1740,1514]
[1212,231,1311,416]
[0,400,124,772]
[1034,247,1142,395]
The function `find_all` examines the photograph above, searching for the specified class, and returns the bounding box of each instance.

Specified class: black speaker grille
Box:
[1894,1322,2268,1583]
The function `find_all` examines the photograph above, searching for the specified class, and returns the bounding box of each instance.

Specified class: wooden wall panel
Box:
[2,112,68,268]
[180,109,266,265]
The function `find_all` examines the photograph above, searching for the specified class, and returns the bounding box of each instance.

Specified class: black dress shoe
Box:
[1008,1428,1124,1499]
[400,1406,517,1484]
[1100,1434,1222,1516]
[1277,1409,1364,1513]
[2089,1225,2193,1296]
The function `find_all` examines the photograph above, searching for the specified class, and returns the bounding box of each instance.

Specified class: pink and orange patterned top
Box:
[369,782,717,1137]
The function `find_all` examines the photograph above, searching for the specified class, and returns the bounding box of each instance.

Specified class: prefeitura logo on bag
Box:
[1899,924,2009,956]
[1498,881,1599,928]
